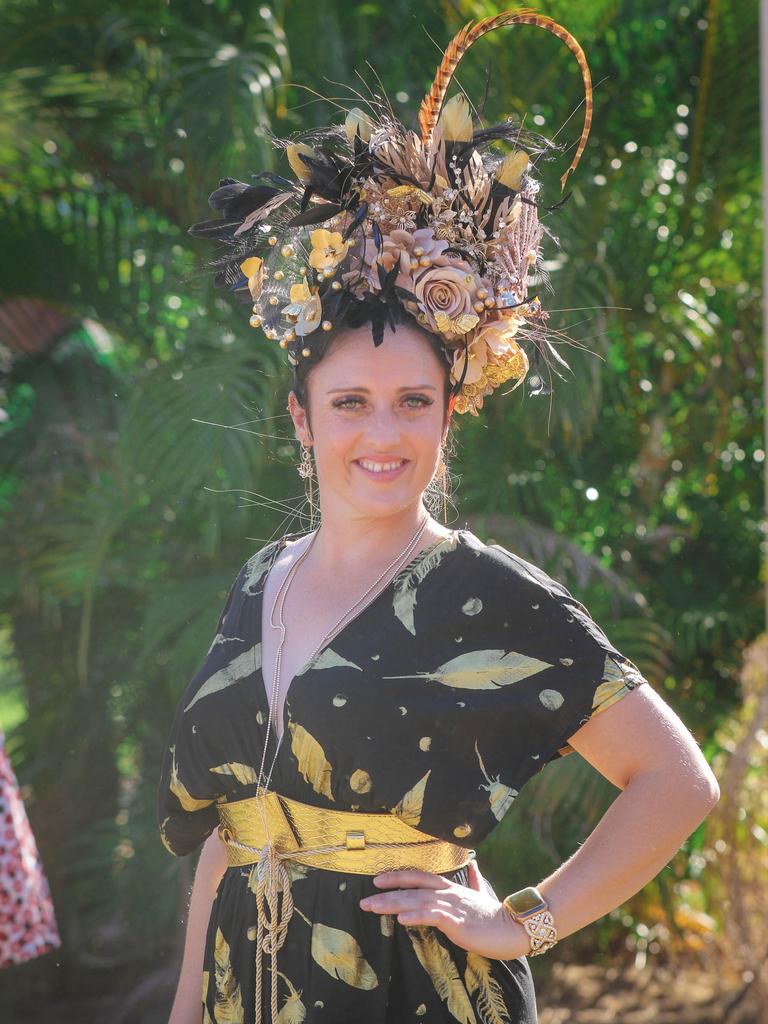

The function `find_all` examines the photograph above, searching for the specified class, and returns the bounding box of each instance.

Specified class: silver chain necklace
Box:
[253,512,431,800]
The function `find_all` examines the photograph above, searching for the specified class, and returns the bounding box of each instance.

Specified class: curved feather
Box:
[418,9,592,192]
[391,769,430,827]
[407,926,475,1024]
[183,643,262,712]
[392,534,459,635]
[288,722,335,800]
[383,649,553,689]
[310,922,379,989]
[169,745,216,811]
[213,927,244,1023]
[464,951,511,1024]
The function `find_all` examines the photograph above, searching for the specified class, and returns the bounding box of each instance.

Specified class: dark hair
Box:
[290,312,454,432]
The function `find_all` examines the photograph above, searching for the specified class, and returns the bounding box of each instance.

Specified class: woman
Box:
[159,11,720,1022]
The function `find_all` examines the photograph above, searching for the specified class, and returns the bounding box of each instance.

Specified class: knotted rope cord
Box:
[224,830,454,1024]
[244,517,431,1023]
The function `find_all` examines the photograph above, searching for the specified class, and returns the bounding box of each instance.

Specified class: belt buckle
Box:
[345,829,366,850]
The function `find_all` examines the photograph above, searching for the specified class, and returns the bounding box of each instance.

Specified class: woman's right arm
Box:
[168,829,229,1024]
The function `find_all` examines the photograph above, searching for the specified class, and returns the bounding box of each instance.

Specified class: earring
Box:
[298,440,319,529]
[297,441,314,480]
[436,445,447,480]
[436,444,449,524]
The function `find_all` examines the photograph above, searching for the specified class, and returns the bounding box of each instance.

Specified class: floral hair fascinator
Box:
[188,7,593,416]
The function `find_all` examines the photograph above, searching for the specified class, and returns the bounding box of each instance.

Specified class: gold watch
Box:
[501,886,558,957]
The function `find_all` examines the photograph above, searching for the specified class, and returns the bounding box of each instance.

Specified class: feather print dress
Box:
[157,528,649,1023]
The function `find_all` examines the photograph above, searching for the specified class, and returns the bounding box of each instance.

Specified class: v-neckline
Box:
[255,527,465,748]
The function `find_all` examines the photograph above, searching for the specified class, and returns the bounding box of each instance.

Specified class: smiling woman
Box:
[288,315,457,526]
[288,311,456,520]
[160,8,720,1024]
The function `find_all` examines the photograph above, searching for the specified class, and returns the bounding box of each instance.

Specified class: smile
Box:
[354,459,409,478]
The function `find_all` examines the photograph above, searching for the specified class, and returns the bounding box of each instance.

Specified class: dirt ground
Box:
[538,960,760,1024]
[2,956,761,1023]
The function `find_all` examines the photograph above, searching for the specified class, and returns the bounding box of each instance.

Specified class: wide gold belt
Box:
[216,790,474,1024]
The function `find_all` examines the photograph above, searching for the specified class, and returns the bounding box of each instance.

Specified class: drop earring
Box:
[297,441,314,480]
[297,440,319,530]
[436,444,448,524]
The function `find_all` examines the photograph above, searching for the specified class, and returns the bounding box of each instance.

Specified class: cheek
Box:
[310,415,359,470]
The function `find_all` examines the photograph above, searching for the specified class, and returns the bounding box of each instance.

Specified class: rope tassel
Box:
[252,843,295,1024]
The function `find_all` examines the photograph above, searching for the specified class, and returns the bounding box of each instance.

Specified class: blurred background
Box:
[0,0,764,1020]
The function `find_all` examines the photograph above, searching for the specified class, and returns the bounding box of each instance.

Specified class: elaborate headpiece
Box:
[188,8,593,416]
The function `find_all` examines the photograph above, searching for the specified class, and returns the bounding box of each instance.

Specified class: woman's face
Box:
[288,324,449,522]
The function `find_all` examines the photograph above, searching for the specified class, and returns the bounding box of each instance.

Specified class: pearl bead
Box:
[274,270,285,281]
[249,315,262,328]
[279,339,289,348]
[268,295,279,306]
[413,247,425,257]
[301,347,311,357]
[322,320,333,331]
[476,288,488,300]
[419,256,431,267]
[281,244,295,257]
[331,280,342,291]
[299,267,308,276]
[268,236,278,246]
[473,301,485,313]
[484,297,495,308]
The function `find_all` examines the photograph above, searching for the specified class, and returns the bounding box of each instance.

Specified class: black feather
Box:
[342,203,369,242]
[287,204,344,228]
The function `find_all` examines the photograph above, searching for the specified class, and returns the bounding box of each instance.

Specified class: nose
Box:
[363,407,403,447]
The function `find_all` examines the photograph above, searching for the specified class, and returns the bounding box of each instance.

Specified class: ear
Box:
[288,390,312,444]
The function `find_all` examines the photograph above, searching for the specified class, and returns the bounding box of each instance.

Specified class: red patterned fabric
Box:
[0,728,61,967]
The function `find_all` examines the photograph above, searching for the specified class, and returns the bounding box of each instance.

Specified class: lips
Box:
[353,458,409,479]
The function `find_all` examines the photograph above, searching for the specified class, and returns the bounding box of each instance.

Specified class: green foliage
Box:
[0,0,760,996]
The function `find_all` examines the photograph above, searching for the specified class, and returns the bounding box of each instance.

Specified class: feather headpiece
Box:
[188,8,593,416]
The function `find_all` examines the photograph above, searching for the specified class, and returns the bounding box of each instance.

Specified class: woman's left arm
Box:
[360,683,720,959]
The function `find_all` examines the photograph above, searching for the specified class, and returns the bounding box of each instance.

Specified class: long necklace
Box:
[253,512,431,801]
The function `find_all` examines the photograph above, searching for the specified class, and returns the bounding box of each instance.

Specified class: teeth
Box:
[358,459,405,473]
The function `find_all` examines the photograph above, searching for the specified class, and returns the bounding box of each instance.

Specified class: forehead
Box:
[312,327,446,386]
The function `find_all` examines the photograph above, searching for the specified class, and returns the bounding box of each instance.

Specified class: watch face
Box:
[509,886,545,914]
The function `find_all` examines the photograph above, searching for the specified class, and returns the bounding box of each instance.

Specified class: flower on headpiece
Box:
[281,280,322,336]
[308,229,351,273]
[240,256,264,301]
[450,317,529,415]
[411,262,479,335]
[190,7,594,414]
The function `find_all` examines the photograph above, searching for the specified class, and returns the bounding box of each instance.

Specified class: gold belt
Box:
[216,790,474,1024]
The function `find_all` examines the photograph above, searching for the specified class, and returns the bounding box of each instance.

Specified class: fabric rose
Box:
[411,263,478,333]
[450,316,527,386]
[356,227,451,293]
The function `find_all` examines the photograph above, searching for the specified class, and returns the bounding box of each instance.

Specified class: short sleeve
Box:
[535,582,651,767]
[156,563,245,857]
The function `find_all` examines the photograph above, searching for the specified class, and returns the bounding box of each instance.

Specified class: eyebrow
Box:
[326,385,438,393]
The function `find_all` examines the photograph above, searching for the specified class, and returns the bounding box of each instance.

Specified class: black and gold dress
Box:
[157,528,649,1023]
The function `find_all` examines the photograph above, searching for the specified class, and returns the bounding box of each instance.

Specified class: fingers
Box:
[466,859,481,891]
[360,891,454,914]
[360,891,461,926]
[373,869,449,890]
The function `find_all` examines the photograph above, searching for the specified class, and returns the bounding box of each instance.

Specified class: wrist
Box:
[498,906,533,959]
[501,885,559,958]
